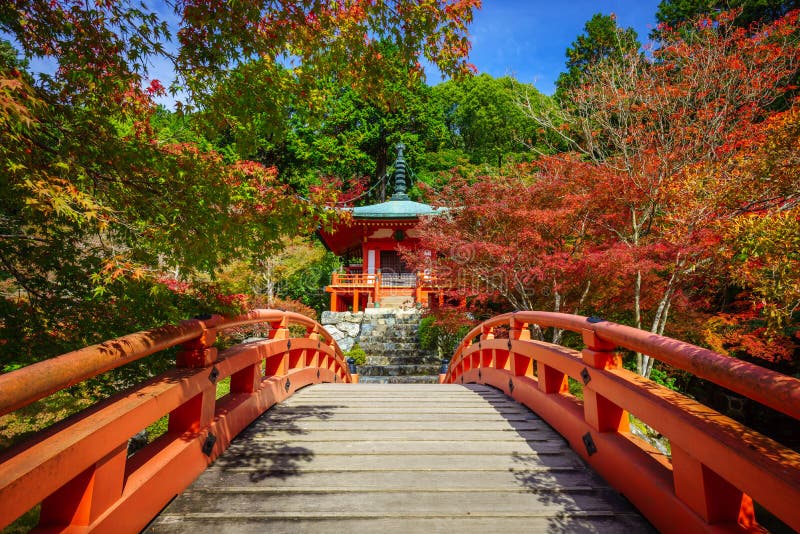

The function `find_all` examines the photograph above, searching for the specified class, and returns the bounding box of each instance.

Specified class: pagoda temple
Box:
[319,144,445,312]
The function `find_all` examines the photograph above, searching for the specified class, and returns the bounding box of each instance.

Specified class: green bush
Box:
[346,344,367,366]
[418,312,473,358]
[622,356,680,391]
[418,316,438,351]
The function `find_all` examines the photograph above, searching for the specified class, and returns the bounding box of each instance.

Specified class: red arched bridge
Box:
[0,310,798,532]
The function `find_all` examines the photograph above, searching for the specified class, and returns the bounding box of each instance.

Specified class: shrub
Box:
[346,343,367,366]
[420,308,476,358]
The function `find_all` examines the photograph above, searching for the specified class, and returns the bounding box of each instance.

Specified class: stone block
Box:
[360,324,375,335]
[320,311,340,325]
[338,337,355,352]
[326,326,345,340]
[344,313,363,323]
[338,321,361,337]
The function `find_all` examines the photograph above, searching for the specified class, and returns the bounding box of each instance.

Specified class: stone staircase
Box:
[320,309,441,384]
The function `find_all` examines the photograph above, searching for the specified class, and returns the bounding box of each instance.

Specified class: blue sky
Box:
[450,0,663,94]
[9,1,664,104]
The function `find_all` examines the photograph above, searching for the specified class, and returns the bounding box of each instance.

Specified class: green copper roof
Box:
[350,199,446,219]
[349,142,446,219]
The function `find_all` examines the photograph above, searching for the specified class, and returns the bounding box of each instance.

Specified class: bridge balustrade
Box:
[0,309,351,532]
[441,311,800,533]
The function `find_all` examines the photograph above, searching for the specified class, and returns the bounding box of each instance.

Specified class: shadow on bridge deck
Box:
[147,383,654,533]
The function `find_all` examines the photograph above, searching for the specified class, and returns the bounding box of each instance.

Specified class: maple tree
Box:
[654,0,800,32]
[696,103,800,370]
[405,169,595,344]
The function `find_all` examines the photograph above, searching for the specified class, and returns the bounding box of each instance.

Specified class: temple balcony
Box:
[325,271,443,312]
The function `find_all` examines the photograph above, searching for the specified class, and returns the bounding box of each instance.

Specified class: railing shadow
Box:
[206,392,338,483]
[463,383,655,533]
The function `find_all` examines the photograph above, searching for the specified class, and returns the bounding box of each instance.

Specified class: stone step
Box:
[358,340,419,348]
[365,356,441,366]
[357,364,442,377]
[360,327,419,334]
[359,341,424,348]
[359,329,419,338]
[363,354,438,363]
[357,348,430,356]
[360,331,419,339]
[360,347,430,355]
[359,341,420,349]
[356,375,442,384]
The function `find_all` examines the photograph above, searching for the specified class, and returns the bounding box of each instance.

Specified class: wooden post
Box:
[39,444,127,528]
[581,328,628,432]
[168,389,215,435]
[480,326,495,341]
[177,315,221,368]
[268,316,289,340]
[509,317,531,341]
[353,290,360,313]
[537,362,568,394]
[672,445,751,524]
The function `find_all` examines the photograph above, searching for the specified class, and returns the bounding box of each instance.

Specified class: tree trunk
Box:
[634,268,646,375]
[375,143,388,201]
[552,284,563,344]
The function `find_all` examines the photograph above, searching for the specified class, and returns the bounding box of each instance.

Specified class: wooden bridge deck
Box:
[147,384,652,533]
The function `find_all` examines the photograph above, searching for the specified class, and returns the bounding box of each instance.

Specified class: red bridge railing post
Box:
[268,316,289,340]
[537,325,568,393]
[172,315,220,435]
[581,329,628,433]
[509,318,531,341]
[480,326,494,376]
[671,443,752,526]
[177,315,221,368]
[38,444,127,528]
[265,316,289,376]
[510,318,534,377]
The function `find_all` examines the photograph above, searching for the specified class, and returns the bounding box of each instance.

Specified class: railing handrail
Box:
[330,273,376,284]
[331,271,435,286]
[452,311,800,420]
[0,309,344,417]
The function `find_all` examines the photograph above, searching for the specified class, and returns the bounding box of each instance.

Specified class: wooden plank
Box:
[158,489,635,515]
[149,515,654,534]
[222,439,566,455]
[232,429,558,441]
[257,412,536,422]
[205,453,584,472]
[260,405,536,418]
[245,420,551,431]
[189,468,608,491]
[280,402,525,409]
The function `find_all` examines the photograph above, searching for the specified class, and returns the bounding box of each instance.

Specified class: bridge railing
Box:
[0,309,352,532]
[441,311,800,533]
